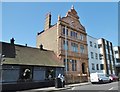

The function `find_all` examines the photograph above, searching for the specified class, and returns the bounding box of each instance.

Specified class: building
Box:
[36,6,89,83]
[0,38,64,91]
[98,38,115,75]
[87,35,104,74]
[113,46,120,75]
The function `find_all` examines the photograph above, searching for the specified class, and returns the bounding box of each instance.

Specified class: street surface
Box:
[68,81,119,91]
[17,81,119,92]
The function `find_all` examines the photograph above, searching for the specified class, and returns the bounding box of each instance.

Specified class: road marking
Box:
[72,87,75,90]
[108,87,113,90]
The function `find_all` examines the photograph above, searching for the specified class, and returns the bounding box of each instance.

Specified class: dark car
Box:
[109,74,119,82]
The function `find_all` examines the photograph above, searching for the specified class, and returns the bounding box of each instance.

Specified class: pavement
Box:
[20,82,91,92]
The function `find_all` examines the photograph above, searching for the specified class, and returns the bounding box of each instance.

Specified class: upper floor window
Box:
[100,64,104,70]
[62,27,68,35]
[95,53,98,60]
[94,43,97,48]
[115,51,118,54]
[92,63,95,70]
[105,45,108,49]
[98,44,102,48]
[99,54,103,60]
[63,40,68,50]
[96,64,99,70]
[91,52,94,59]
[71,31,77,38]
[90,41,92,47]
[71,42,78,52]
[80,34,84,41]
[80,45,84,53]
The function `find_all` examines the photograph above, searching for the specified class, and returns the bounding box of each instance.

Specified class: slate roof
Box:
[0,42,64,67]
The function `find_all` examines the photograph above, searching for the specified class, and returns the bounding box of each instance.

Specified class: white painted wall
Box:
[87,35,104,74]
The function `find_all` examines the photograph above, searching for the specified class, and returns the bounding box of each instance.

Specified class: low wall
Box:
[1,80,55,92]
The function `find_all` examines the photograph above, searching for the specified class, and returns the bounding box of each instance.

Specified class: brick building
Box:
[36,6,89,83]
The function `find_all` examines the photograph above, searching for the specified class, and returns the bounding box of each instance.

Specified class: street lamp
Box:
[65,26,67,72]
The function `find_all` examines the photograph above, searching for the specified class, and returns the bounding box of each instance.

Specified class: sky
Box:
[2,2,118,47]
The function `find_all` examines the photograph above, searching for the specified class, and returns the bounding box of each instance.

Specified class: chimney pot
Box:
[10,38,15,44]
[40,44,43,50]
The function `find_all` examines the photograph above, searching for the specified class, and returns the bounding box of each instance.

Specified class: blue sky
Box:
[2,2,118,47]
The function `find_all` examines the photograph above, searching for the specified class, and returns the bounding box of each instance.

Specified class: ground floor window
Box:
[63,59,69,71]
[46,67,55,80]
[100,64,104,70]
[19,66,32,81]
[71,60,77,71]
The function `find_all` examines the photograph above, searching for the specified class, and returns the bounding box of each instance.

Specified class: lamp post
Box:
[65,26,67,72]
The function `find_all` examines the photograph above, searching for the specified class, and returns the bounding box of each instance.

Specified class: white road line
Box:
[72,87,75,90]
[108,87,113,90]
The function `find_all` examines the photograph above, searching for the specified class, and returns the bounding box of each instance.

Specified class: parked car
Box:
[109,74,119,82]
[90,73,110,84]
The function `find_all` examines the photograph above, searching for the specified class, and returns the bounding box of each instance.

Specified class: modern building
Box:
[0,38,64,91]
[113,46,120,75]
[36,6,89,83]
[98,38,115,75]
[87,35,104,74]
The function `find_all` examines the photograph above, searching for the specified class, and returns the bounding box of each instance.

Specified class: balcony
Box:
[60,34,87,45]
[60,49,88,59]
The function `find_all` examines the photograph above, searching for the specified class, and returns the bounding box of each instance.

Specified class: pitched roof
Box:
[0,42,64,67]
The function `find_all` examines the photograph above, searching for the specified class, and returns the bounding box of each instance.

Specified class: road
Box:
[69,81,119,91]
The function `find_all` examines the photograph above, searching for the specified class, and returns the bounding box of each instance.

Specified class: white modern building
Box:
[87,35,115,75]
[98,38,115,75]
[87,35,104,74]
[113,46,120,75]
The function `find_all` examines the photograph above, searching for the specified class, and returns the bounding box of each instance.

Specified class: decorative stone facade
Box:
[36,6,89,83]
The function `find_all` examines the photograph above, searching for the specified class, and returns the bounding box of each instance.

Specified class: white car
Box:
[90,73,110,84]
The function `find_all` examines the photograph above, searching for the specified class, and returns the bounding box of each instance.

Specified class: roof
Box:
[0,42,64,67]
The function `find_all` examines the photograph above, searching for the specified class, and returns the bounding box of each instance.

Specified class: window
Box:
[80,45,84,53]
[63,40,68,50]
[71,60,77,71]
[105,45,108,49]
[71,42,78,52]
[107,64,110,70]
[95,53,98,59]
[70,31,77,38]
[115,51,118,54]
[80,34,84,41]
[96,64,99,70]
[91,52,94,59]
[94,43,97,48]
[99,54,102,60]
[92,63,95,70]
[100,64,104,70]
[90,41,92,47]
[64,59,69,71]
[98,44,102,48]
[62,27,68,35]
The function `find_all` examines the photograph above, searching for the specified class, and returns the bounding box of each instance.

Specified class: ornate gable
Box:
[61,5,85,31]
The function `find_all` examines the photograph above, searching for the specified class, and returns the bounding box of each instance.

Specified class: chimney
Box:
[10,38,15,44]
[25,44,27,47]
[44,12,51,30]
[58,14,61,21]
[40,44,43,50]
